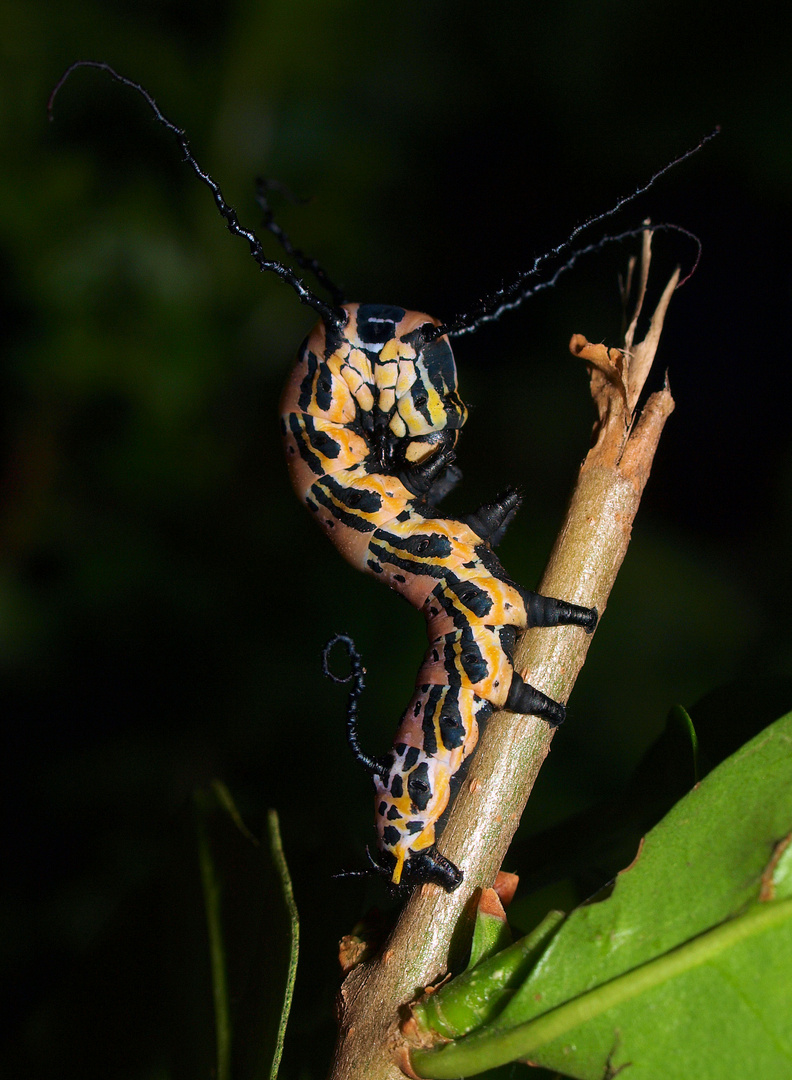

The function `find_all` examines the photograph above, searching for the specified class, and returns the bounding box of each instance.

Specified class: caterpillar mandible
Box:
[50,62,708,894]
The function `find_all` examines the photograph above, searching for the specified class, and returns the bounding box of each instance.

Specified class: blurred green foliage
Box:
[2,1,791,1077]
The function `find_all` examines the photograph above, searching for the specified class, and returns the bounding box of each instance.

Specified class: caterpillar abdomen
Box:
[285,302,596,890]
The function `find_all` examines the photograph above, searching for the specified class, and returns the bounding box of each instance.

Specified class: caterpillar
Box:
[50,62,708,893]
[287,305,596,891]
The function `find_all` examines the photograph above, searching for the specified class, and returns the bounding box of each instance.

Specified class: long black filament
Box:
[433,128,718,340]
[48,61,346,331]
[322,634,382,779]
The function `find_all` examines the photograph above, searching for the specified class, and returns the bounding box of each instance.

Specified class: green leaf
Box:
[507,703,700,918]
[194,783,299,1080]
[410,711,792,1079]
[411,910,566,1040]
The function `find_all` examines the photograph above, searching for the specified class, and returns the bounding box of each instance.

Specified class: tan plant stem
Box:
[329,234,679,1080]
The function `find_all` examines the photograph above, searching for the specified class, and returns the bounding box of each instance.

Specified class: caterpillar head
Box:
[315,303,468,477]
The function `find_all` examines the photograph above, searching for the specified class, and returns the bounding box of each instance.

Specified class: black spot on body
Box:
[410,381,431,421]
[311,479,380,532]
[420,693,440,756]
[307,423,342,459]
[367,536,450,580]
[297,349,319,412]
[421,339,457,395]
[447,575,493,618]
[314,367,335,412]
[289,414,323,474]
[386,805,402,820]
[323,321,345,357]
[399,531,453,560]
[498,625,517,659]
[382,825,400,846]
[457,633,488,684]
[390,774,404,799]
[408,762,432,811]
[403,746,420,770]
[324,475,381,513]
[406,820,424,834]
[439,708,466,750]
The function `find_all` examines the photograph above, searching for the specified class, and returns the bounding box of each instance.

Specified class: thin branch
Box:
[329,235,679,1080]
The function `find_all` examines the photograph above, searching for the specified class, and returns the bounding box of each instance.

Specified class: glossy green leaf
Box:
[411,712,792,1079]
[194,783,299,1080]
[507,703,700,928]
[412,910,566,1041]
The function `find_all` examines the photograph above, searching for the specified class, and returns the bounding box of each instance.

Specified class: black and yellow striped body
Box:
[282,303,596,889]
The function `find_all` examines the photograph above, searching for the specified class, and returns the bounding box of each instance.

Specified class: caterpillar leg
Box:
[465,488,522,545]
[426,462,463,504]
[399,446,457,498]
[524,592,598,635]
[505,672,566,726]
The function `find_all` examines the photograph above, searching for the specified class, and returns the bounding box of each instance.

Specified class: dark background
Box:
[3,2,791,1077]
